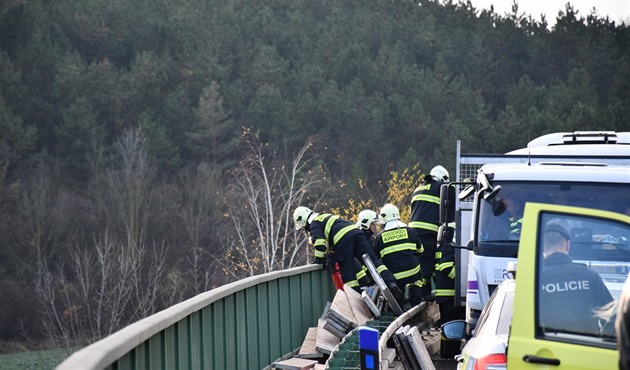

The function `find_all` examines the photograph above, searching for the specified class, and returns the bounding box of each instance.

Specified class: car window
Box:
[536,212,630,347]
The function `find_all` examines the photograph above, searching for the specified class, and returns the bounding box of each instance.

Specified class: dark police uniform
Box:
[307,213,396,291]
[374,225,423,306]
[540,252,613,334]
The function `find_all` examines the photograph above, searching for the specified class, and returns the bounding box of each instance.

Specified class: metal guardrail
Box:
[56,264,334,370]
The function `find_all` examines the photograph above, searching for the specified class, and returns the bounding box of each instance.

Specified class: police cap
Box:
[545,223,570,241]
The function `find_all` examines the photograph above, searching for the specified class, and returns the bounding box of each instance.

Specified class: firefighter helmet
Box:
[430,165,449,182]
[379,203,400,224]
[293,206,312,230]
[356,209,380,230]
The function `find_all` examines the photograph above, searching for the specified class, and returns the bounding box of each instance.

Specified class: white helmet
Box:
[379,203,400,224]
[430,165,449,182]
[356,209,380,230]
[293,206,312,230]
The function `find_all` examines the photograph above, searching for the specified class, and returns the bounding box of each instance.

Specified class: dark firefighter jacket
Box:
[409,178,441,236]
[373,226,422,281]
[434,242,456,299]
[308,213,363,263]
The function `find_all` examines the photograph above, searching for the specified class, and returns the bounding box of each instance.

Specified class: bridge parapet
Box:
[56,264,334,370]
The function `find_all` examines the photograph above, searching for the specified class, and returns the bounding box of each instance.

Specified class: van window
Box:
[477,182,629,257]
[536,212,630,347]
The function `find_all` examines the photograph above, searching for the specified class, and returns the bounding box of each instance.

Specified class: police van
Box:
[440,131,630,329]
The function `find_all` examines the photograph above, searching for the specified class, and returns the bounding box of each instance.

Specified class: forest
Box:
[1,0,629,351]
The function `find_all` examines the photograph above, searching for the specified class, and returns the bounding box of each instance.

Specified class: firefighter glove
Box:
[389,283,404,301]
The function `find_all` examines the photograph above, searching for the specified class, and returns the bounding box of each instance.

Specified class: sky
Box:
[469,0,630,26]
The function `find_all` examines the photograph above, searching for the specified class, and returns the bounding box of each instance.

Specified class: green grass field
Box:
[0,349,69,370]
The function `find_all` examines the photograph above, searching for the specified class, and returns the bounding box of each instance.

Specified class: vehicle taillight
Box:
[473,353,506,370]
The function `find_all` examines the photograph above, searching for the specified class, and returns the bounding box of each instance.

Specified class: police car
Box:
[442,203,630,370]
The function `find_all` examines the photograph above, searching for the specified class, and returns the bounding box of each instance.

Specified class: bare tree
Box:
[177,163,222,293]
[35,127,174,347]
[217,131,329,279]
[36,232,170,346]
[109,129,155,248]
[13,164,66,279]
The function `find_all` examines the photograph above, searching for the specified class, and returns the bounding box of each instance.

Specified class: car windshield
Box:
[478,182,629,250]
[536,212,630,345]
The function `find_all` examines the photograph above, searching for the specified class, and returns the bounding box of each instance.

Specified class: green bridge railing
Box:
[56,264,334,370]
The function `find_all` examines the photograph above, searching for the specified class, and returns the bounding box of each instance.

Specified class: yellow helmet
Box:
[293,206,312,230]
[379,203,400,224]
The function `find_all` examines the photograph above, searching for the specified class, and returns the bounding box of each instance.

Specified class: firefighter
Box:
[356,209,381,245]
[293,206,402,296]
[486,196,523,240]
[373,203,424,307]
[354,209,381,284]
[434,224,464,358]
[409,165,449,299]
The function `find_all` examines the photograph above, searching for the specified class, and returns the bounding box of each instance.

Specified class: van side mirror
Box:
[439,183,456,224]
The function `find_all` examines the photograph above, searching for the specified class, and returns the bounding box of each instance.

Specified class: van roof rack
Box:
[526,131,630,148]
[560,131,617,145]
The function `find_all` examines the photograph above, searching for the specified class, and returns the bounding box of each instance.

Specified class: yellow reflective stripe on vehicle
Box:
[412,193,439,204]
[376,265,389,274]
[346,279,359,288]
[436,261,454,271]
[409,221,439,232]
[380,243,417,258]
[314,249,326,258]
[435,289,455,296]
[324,215,339,238]
[333,225,357,245]
[393,265,421,280]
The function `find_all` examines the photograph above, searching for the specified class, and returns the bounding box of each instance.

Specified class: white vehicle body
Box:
[449,131,630,328]
[455,278,514,370]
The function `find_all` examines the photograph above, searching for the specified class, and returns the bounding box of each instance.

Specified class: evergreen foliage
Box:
[1,0,628,347]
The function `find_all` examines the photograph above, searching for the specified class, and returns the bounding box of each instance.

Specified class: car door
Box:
[507,202,630,370]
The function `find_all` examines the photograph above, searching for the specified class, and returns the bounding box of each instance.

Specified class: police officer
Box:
[293,206,401,296]
[373,203,424,307]
[409,165,449,299]
[540,223,613,334]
